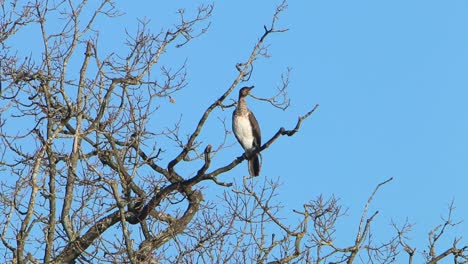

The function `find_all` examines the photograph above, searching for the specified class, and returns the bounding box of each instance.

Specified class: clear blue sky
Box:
[114,0,468,260]
[10,0,468,261]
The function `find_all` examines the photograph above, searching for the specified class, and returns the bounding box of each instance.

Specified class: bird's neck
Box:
[237,97,249,115]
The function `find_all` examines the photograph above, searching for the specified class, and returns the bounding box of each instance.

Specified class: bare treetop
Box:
[0,1,466,264]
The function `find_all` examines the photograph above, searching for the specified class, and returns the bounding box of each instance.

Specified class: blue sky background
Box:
[117,0,468,260]
[7,0,468,262]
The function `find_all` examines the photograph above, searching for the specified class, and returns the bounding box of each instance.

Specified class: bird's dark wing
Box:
[248,110,261,148]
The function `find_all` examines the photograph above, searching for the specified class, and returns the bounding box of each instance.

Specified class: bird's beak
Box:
[246,86,254,92]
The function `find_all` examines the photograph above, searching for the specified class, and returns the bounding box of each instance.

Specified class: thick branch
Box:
[135,190,203,261]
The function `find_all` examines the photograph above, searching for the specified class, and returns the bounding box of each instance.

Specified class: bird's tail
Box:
[248,153,261,177]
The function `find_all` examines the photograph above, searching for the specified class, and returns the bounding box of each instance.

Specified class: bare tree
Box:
[0,1,466,264]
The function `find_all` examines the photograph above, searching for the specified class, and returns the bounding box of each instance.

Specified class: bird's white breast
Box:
[233,115,254,150]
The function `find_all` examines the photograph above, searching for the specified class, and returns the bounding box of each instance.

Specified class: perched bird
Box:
[232,86,261,176]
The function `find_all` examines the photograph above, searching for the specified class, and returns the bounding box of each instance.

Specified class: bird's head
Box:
[239,86,254,98]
